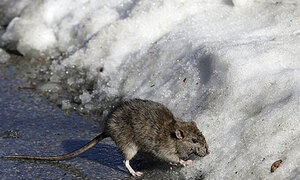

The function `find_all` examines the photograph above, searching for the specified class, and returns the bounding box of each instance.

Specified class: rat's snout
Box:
[205,144,210,155]
[196,145,209,157]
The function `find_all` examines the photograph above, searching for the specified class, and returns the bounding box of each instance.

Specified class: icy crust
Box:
[0,48,10,63]
[1,0,300,179]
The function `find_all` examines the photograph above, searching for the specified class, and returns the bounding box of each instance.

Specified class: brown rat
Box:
[2,99,209,177]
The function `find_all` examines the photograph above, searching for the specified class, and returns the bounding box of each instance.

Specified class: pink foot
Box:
[179,159,193,167]
[124,160,143,177]
[132,171,143,177]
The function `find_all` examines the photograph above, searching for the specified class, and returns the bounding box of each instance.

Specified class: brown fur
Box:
[105,99,208,163]
[2,99,208,174]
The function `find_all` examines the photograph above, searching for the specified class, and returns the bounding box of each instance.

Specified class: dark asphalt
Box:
[0,62,129,179]
[0,57,193,180]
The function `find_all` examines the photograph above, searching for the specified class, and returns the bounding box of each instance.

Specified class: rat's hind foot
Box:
[179,159,193,167]
[133,171,143,177]
[124,160,143,177]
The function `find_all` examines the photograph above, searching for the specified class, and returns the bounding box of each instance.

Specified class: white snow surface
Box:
[1,0,300,179]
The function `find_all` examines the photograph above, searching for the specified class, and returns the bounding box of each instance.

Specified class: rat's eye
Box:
[192,138,198,143]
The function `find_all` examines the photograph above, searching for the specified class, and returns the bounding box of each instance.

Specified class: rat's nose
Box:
[196,146,209,157]
[205,145,210,155]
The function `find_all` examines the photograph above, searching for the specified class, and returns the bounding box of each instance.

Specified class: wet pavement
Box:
[0,57,194,179]
[0,63,127,179]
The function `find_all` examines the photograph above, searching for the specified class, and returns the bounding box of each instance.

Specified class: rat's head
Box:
[174,121,209,158]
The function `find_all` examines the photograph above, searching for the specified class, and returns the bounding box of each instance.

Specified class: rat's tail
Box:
[2,133,108,161]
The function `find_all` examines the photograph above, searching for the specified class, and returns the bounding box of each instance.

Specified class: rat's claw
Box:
[185,159,192,166]
[179,159,193,167]
[169,162,177,170]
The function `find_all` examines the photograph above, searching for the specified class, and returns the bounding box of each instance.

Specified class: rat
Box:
[2,99,209,177]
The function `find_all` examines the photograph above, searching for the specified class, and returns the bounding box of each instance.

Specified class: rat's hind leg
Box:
[121,143,143,177]
[124,160,143,177]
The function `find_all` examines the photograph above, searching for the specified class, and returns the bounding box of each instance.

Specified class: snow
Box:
[0,48,10,63]
[37,82,61,93]
[1,0,300,179]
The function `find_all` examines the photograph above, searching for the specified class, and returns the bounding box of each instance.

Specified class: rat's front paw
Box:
[179,159,193,167]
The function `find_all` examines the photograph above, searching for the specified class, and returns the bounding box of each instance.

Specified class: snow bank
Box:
[1,0,300,179]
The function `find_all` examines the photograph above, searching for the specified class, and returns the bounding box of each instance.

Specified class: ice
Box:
[37,82,61,93]
[0,48,10,63]
[79,91,92,104]
[61,99,72,110]
[1,0,300,179]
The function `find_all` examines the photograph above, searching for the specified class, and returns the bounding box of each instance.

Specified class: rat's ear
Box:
[175,129,184,139]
